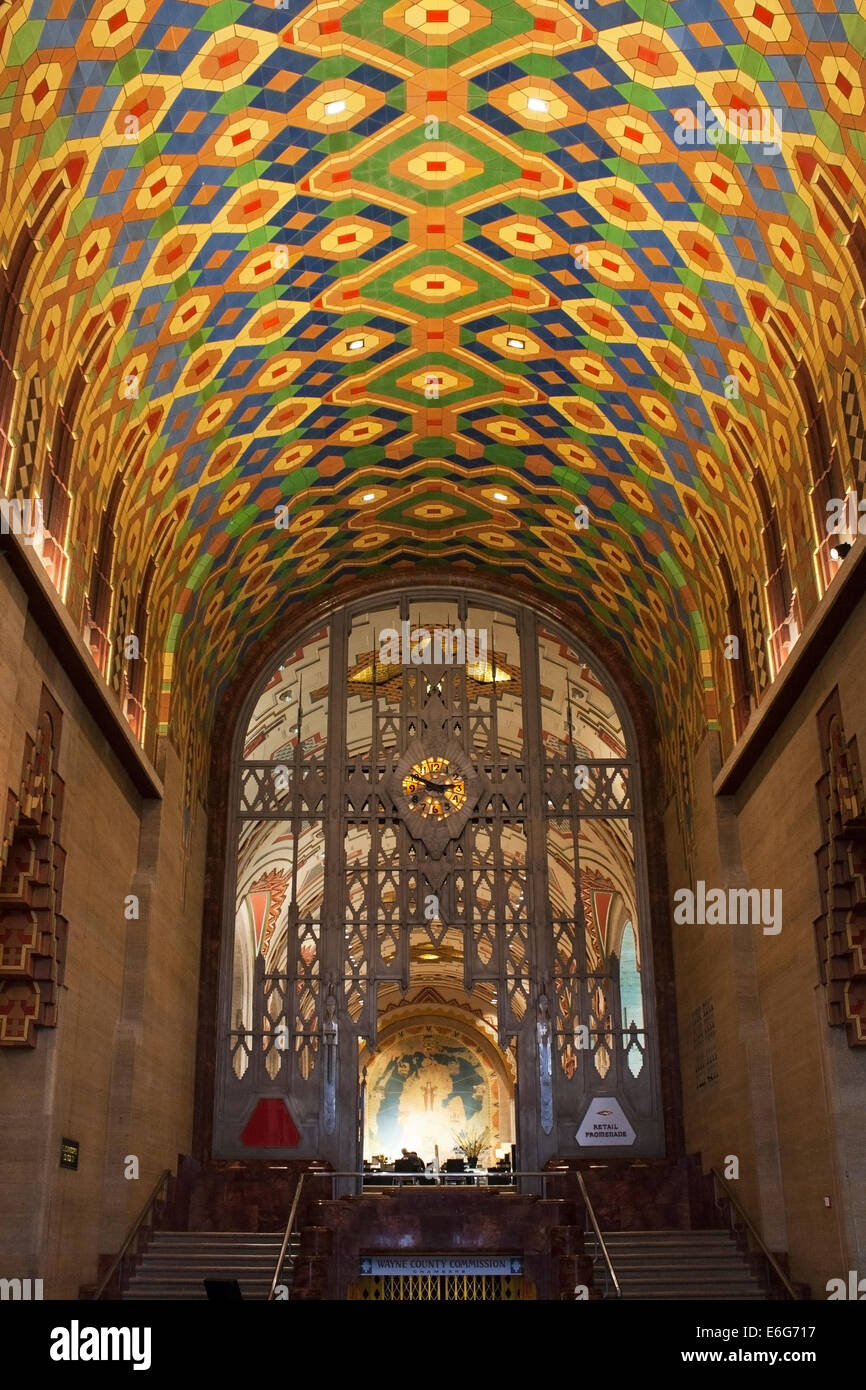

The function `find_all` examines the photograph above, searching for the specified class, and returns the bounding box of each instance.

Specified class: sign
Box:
[359,1255,523,1276]
[575,1097,635,1147]
[60,1138,79,1170]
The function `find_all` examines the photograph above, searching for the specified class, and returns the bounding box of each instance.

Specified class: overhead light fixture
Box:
[346,338,365,351]
[466,661,510,684]
[324,100,347,115]
[362,491,376,502]
[506,336,525,350]
[419,951,439,961]
[830,541,852,560]
[527,97,549,113]
[493,491,509,502]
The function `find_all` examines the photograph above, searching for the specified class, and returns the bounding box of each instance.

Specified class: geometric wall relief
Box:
[814,690,866,1048]
[693,998,719,1093]
[0,688,67,1046]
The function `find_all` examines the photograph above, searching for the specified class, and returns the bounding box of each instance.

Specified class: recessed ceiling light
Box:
[527,97,549,113]
[347,338,365,351]
[324,100,347,116]
[493,491,509,503]
[506,336,525,349]
[362,492,376,502]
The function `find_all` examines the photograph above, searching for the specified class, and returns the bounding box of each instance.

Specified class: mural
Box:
[364,1023,511,1164]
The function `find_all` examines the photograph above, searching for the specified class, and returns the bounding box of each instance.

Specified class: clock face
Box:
[402,756,467,822]
[391,737,479,857]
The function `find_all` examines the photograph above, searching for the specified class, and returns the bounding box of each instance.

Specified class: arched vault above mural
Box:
[1,0,865,792]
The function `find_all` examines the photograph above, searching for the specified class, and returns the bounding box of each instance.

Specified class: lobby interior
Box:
[0,0,865,1303]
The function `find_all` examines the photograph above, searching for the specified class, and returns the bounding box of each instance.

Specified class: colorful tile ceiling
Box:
[1,0,865,792]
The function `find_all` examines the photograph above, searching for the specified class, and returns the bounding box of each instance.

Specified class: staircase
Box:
[587,1229,768,1300]
[88,1156,796,1301]
[121,1231,300,1300]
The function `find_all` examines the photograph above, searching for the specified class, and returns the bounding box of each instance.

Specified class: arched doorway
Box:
[213,588,664,1170]
[361,1014,515,1169]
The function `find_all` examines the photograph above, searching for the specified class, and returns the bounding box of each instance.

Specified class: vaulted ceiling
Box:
[1,0,865,794]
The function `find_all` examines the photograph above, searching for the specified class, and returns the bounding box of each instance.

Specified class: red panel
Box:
[241,1098,300,1148]
[247,891,269,955]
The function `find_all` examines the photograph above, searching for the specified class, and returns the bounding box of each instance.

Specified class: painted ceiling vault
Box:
[1,0,865,796]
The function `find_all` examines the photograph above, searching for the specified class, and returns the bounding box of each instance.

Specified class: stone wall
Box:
[668,590,866,1296]
[0,558,206,1298]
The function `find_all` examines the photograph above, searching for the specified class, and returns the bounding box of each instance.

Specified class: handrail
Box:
[575,1171,621,1298]
[268,1172,306,1300]
[93,1168,171,1300]
[710,1167,798,1299]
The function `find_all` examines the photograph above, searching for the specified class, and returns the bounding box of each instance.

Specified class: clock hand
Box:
[418,777,459,794]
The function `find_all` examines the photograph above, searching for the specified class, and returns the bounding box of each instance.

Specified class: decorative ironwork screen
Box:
[214,591,663,1165]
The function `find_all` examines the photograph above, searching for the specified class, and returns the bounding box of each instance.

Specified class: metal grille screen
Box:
[351,1274,525,1301]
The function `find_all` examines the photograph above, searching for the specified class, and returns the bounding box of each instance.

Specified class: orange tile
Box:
[778,80,807,108]
[77,85,103,114]
[176,110,207,134]
[156,26,188,51]
[754,165,780,191]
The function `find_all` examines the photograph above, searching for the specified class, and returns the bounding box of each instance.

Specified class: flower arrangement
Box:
[452,1125,491,1167]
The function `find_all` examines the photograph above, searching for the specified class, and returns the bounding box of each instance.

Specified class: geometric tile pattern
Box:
[840,367,866,488]
[1,0,865,794]
[11,374,41,497]
[746,574,770,694]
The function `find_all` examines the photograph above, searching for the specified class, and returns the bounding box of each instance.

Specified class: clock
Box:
[402,755,467,822]
[390,737,480,857]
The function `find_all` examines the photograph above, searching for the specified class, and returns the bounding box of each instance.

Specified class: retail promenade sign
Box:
[359,1255,523,1276]
[576,1096,636,1146]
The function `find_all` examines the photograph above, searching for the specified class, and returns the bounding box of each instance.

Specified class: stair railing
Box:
[575,1171,621,1298]
[268,1171,306,1301]
[92,1168,171,1300]
[710,1167,799,1299]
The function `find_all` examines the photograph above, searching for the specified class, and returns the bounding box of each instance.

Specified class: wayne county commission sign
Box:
[576,1097,636,1146]
[359,1255,524,1276]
